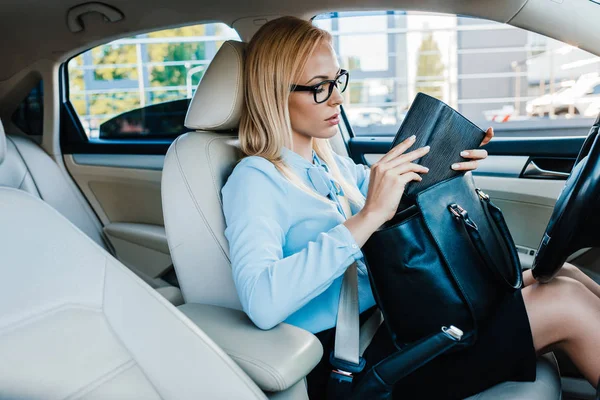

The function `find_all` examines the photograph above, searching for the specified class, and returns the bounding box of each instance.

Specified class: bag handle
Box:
[448,192,522,290]
[477,189,523,290]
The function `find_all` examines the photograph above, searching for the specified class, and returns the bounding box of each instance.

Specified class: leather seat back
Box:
[0,186,266,399]
[0,123,106,249]
[0,122,185,304]
[162,40,246,308]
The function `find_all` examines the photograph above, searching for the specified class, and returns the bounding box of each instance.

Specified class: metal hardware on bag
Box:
[475,188,490,201]
[448,204,467,219]
[442,325,464,341]
[448,204,478,230]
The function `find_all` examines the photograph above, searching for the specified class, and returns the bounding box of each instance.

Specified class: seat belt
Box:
[328,187,383,399]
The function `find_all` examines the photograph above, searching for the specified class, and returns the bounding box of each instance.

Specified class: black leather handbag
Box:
[347,94,523,399]
[349,172,523,399]
[363,172,523,348]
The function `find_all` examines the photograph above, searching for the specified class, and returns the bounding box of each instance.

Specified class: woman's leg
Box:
[523,262,600,298]
[522,276,600,386]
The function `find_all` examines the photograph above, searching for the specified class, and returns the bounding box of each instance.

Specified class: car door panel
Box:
[63,154,170,280]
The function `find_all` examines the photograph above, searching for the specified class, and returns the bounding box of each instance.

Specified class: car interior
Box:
[1,0,600,399]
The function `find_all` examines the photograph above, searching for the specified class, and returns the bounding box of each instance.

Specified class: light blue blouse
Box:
[222,146,376,334]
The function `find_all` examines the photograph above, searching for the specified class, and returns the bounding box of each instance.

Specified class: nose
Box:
[328,82,344,106]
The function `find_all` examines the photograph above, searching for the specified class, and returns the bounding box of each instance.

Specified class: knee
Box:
[550,275,586,298]
[534,277,589,338]
[559,262,580,278]
[534,276,588,315]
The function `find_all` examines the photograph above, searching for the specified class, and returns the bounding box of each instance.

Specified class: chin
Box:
[322,126,340,138]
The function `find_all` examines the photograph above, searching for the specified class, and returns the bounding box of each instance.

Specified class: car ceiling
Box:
[1,0,599,83]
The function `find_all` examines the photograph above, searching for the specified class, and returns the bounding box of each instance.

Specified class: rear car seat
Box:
[0,121,182,305]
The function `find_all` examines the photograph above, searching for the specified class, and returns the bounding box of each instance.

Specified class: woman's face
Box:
[289,41,344,142]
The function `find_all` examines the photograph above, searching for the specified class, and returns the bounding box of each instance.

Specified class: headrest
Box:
[184,40,246,132]
[0,120,6,165]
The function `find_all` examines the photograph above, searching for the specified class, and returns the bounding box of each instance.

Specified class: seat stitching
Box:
[63,359,138,400]
[225,349,286,391]
[173,138,230,263]
[16,171,29,191]
[0,304,102,336]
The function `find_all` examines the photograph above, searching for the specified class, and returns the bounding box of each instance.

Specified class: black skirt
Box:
[306,289,537,400]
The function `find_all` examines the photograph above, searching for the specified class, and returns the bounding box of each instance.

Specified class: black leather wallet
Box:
[391,92,486,204]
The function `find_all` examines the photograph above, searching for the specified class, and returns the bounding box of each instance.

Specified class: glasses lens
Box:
[314,72,349,103]
[337,73,348,93]
[315,83,329,103]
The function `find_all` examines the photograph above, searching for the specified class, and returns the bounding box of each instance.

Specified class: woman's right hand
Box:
[362,135,430,224]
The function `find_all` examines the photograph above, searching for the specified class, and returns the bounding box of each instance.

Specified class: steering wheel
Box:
[532,114,600,282]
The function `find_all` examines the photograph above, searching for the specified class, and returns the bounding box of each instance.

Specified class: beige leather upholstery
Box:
[179,303,322,392]
[162,40,561,399]
[179,303,323,392]
[163,132,243,308]
[162,40,246,309]
[465,353,562,399]
[184,40,246,131]
[0,130,106,248]
[0,123,181,305]
[0,187,267,399]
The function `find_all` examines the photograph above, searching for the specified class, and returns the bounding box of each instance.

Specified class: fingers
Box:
[389,162,429,176]
[480,127,494,147]
[387,145,430,169]
[379,135,417,164]
[451,160,479,171]
[460,149,488,160]
[398,172,423,184]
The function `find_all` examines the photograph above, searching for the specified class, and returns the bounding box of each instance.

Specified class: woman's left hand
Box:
[451,127,494,171]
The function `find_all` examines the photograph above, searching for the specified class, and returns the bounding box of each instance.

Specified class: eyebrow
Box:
[305,68,342,85]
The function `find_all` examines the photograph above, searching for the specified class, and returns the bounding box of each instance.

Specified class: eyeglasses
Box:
[290,69,349,104]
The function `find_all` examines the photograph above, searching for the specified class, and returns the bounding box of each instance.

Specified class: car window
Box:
[66,23,240,139]
[314,11,600,136]
[11,80,43,136]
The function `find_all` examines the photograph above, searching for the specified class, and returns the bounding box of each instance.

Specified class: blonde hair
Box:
[238,16,365,211]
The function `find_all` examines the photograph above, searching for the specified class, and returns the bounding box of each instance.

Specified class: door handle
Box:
[522,160,570,179]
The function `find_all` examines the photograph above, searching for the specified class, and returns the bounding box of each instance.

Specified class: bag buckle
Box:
[448,204,478,230]
[449,203,467,219]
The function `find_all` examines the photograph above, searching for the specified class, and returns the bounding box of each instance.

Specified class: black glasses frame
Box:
[290,69,349,104]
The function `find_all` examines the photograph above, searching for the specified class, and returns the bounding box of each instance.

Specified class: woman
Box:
[221,16,600,399]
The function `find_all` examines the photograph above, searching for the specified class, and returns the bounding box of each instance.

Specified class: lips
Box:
[326,113,340,126]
